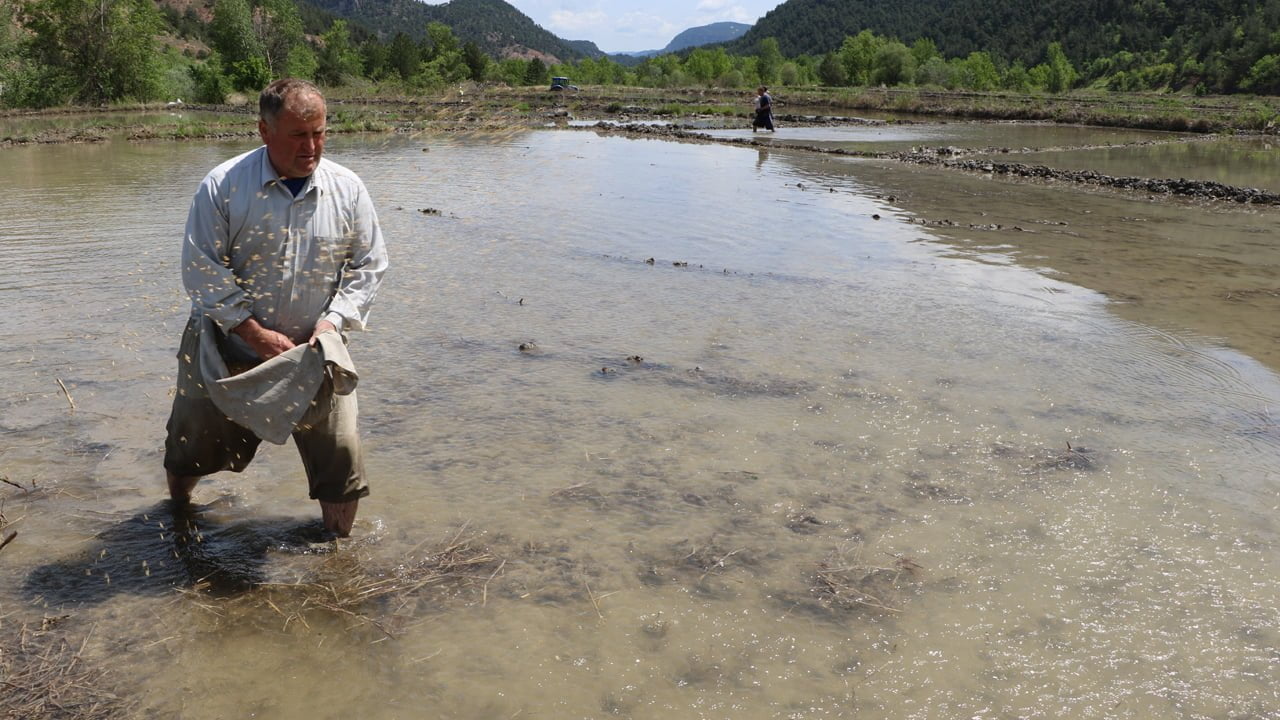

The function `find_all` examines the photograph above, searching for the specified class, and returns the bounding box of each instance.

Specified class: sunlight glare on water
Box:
[0,129,1277,719]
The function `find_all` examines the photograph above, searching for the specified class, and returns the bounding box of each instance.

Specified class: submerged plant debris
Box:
[177,525,503,638]
[0,621,135,720]
[811,544,923,615]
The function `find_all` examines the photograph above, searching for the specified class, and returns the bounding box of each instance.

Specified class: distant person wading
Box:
[752,85,775,132]
[162,78,389,538]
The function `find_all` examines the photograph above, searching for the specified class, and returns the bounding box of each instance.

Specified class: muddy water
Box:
[990,135,1280,193]
[700,121,1188,153]
[1,130,1278,718]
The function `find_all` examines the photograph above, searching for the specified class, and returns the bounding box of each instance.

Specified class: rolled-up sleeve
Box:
[325,179,388,332]
[182,176,253,333]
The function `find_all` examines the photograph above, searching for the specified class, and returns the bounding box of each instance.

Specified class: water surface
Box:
[984,135,1280,192]
[699,121,1189,153]
[1,129,1277,719]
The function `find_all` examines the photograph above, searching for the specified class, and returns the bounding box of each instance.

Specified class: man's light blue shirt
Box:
[182,146,388,360]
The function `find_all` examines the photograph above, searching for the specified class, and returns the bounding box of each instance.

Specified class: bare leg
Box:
[320,499,359,537]
[167,470,200,504]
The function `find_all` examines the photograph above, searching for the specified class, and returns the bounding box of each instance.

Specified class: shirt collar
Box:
[256,146,323,197]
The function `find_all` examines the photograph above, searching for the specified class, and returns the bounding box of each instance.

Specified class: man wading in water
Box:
[163,79,389,537]
[752,85,775,132]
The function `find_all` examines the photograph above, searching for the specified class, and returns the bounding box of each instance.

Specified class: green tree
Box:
[1135,62,1177,90]
[915,56,953,87]
[1242,54,1280,94]
[209,0,266,89]
[839,30,883,86]
[255,0,307,79]
[423,50,468,85]
[388,32,420,81]
[911,37,939,68]
[956,51,999,90]
[1177,57,1205,89]
[283,43,318,81]
[415,20,467,85]
[19,0,163,104]
[362,39,391,81]
[756,37,783,84]
[1027,63,1050,90]
[780,61,800,85]
[210,0,260,68]
[230,55,270,91]
[190,52,231,103]
[683,48,716,85]
[1002,61,1032,91]
[683,47,732,86]
[524,57,547,85]
[1044,42,1077,92]
[872,41,915,86]
[0,0,23,103]
[424,21,459,61]
[817,51,846,86]
[0,0,20,60]
[489,57,528,86]
[462,41,488,81]
[316,20,362,85]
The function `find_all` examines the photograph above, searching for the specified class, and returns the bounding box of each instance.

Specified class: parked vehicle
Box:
[549,77,580,91]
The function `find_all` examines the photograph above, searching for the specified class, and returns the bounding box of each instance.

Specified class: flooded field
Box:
[1,124,1278,718]
[699,120,1190,153]
[985,135,1280,193]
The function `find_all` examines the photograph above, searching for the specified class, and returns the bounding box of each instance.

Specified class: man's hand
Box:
[309,319,338,346]
[232,316,296,360]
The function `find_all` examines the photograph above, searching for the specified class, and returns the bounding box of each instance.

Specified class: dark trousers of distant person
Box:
[753,108,774,131]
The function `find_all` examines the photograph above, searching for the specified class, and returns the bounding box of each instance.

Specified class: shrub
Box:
[190,55,231,104]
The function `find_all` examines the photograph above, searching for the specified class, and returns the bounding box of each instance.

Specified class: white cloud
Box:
[614,11,676,38]
[548,9,609,34]
[692,2,759,25]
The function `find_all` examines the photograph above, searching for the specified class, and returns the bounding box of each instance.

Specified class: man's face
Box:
[259,94,326,179]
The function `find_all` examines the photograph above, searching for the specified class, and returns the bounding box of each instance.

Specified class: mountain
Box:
[663,21,751,53]
[302,0,600,63]
[614,21,754,58]
[566,39,608,57]
[725,0,1277,67]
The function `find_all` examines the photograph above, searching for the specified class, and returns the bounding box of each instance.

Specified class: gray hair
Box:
[259,78,324,126]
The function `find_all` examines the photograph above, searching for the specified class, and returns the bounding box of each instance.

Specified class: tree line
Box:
[0,0,1277,109]
[728,0,1280,95]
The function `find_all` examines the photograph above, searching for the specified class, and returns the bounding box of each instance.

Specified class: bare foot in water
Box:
[167,471,200,504]
[320,499,359,537]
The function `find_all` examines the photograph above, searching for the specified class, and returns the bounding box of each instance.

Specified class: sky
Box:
[493,1,784,54]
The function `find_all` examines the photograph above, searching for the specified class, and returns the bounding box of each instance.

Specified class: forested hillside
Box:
[302,0,595,62]
[3,0,1279,109]
[664,22,752,53]
[727,0,1280,93]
